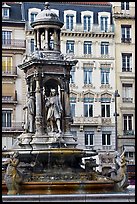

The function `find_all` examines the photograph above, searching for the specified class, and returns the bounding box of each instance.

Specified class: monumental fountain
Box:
[2,2,129,196]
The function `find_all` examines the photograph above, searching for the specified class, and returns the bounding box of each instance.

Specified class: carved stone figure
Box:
[45,89,63,133]
[23,94,35,133]
[3,151,22,194]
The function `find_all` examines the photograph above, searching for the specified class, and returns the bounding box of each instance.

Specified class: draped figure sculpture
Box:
[45,89,63,133]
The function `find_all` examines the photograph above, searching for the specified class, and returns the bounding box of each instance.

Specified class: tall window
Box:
[123,114,133,133]
[30,12,37,23]
[70,66,75,84]
[85,131,94,146]
[2,56,12,74]
[84,41,92,54]
[2,31,12,45]
[84,101,93,117]
[101,42,109,55]
[66,15,74,31]
[84,68,92,84]
[66,40,74,53]
[70,103,75,117]
[121,25,131,42]
[101,103,110,117]
[122,84,133,102]
[101,68,110,84]
[2,8,10,18]
[84,16,91,32]
[70,95,76,117]
[100,17,108,32]
[122,53,132,72]
[121,2,129,10]
[2,110,12,127]
[102,132,111,145]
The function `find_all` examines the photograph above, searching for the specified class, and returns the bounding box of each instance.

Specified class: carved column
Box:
[44,29,48,50]
[34,72,43,136]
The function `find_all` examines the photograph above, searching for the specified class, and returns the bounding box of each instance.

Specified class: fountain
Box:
[2,2,129,196]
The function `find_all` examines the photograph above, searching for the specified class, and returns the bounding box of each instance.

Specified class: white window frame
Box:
[64,10,76,31]
[85,131,94,146]
[98,12,110,32]
[28,8,41,24]
[81,11,93,32]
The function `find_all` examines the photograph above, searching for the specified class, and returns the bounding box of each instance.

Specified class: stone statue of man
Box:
[45,89,63,133]
[23,94,35,133]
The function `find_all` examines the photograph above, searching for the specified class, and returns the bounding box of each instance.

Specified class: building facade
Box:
[2,2,26,149]
[112,2,135,165]
[2,2,134,165]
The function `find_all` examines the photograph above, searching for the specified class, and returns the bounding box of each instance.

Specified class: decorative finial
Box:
[45,2,50,10]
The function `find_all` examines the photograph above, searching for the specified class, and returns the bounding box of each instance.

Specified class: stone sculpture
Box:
[45,89,63,133]
[2,151,22,195]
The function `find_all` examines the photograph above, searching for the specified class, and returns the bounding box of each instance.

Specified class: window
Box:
[84,103,93,117]
[123,114,133,134]
[66,15,74,31]
[102,132,111,145]
[122,53,132,72]
[66,40,74,53]
[84,68,92,84]
[122,84,133,102]
[101,42,109,55]
[101,103,110,117]
[84,16,91,32]
[101,68,110,84]
[70,103,75,117]
[2,110,12,127]
[2,31,12,45]
[121,2,129,10]
[2,8,10,18]
[100,16,108,32]
[30,12,37,23]
[121,25,131,42]
[84,41,92,54]
[70,66,75,84]
[2,56,12,74]
[85,131,94,146]
[70,95,76,117]
[30,39,35,53]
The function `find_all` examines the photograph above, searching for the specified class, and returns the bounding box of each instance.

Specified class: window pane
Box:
[106,105,110,117]
[107,134,110,145]
[89,104,93,117]
[102,134,106,145]
[101,105,105,117]
[84,104,88,117]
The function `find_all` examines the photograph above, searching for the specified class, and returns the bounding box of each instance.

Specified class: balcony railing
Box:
[2,39,26,48]
[62,23,114,33]
[121,38,131,43]
[123,130,134,135]
[73,116,102,125]
[2,122,23,132]
[2,66,17,76]
[2,91,17,104]
[122,98,133,103]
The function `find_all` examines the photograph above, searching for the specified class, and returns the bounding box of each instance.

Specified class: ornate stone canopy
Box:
[31,2,63,27]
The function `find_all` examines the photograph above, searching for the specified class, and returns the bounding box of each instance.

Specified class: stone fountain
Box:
[2,2,129,195]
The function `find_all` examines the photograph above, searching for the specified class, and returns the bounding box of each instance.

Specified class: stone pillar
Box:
[54,29,57,51]
[37,30,40,50]
[44,29,48,50]
[34,73,43,135]
[63,76,77,147]
[34,30,37,49]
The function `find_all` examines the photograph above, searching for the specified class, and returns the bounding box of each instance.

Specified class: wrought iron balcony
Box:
[2,66,17,76]
[2,91,17,104]
[2,39,26,49]
[123,130,134,135]
[122,98,133,103]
